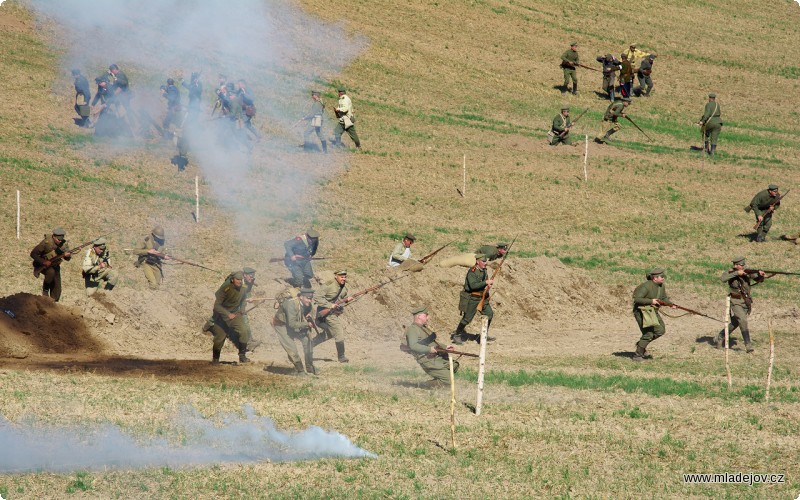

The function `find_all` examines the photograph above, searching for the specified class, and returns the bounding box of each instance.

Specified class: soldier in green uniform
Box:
[209,271,251,364]
[81,237,119,296]
[595,97,630,144]
[133,226,170,288]
[314,270,353,362]
[560,42,580,95]
[284,229,320,288]
[749,184,781,242]
[697,93,722,155]
[712,257,765,353]
[406,305,457,386]
[388,233,416,267]
[332,87,361,150]
[635,54,656,97]
[452,254,495,345]
[549,106,574,146]
[303,90,327,153]
[475,242,508,262]
[631,268,677,361]
[30,227,72,302]
[273,287,318,375]
[240,267,260,351]
[596,54,622,101]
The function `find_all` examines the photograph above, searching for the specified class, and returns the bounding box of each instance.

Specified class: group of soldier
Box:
[552,42,722,156]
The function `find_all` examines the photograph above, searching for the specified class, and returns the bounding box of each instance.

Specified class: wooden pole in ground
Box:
[475,315,489,416]
[195,176,200,223]
[766,319,775,403]
[724,296,731,389]
[448,353,457,449]
[462,154,466,198]
[16,190,20,239]
[583,135,588,182]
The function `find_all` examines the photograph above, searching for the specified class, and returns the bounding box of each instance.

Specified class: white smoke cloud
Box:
[0,405,375,473]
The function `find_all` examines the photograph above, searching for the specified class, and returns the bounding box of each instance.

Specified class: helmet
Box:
[152,226,165,239]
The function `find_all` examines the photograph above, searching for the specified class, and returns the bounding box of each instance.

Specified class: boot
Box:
[572,83,578,95]
[710,145,716,156]
[212,348,221,364]
[745,343,754,353]
[293,361,307,376]
[305,352,317,375]
[704,141,710,154]
[451,324,467,345]
[238,344,251,363]
[104,283,115,291]
[302,141,314,151]
[335,341,349,363]
[312,333,326,347]
[321,140,328,153]
[201,318,214,333]
[711,334,722,349]
[632,345,646,362]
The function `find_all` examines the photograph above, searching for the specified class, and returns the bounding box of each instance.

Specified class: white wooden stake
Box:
[724,296,731,389]
[583,135,588,182]
[16,190,20,239]
[766,319,775,403]
[195,176,200,223]
[475,315,489,416]
[462,154,466,198]
[448,354,456,449]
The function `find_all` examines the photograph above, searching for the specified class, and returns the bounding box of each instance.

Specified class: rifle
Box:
[435,347,479,358]
[211,99,220,117]
[34,231,116,278]
[624,115,653,141]
[289,117,306,130]
[419,242,453,265]
[317,273,409,319]
[559,108,589,138]
[268,256,328,263]
[655,300,724,323]
[123,249,219,272]
[575,63,601,72]
[753,190,789,230]
[744,269,800,278]
[477,236,517,313]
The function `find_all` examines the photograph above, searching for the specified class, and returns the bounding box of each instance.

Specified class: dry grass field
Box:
[1,0,800,498]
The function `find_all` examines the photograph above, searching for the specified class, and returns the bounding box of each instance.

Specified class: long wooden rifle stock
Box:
[624,115,653,141]
[419,242,453,265]
[124,249,219,272]
[477,236,517,313]
[753,190,789,230]
[575,63,601,72]
[435,347,479,358]
[268,256,328,263]
[317,274,409,319]
[655,300,724,323]
[34,230,116,278]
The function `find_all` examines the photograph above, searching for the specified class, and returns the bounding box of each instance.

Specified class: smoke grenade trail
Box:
[0,405,375,473]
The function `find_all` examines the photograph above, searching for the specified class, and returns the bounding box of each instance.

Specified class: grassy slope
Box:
[1,0,800,497]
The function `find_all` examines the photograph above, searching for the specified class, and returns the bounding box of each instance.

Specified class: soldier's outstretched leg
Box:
[212,348,221,364]
[335,341,349,363]
[238,343,250,363]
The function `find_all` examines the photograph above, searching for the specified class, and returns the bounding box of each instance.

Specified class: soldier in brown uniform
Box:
[81,237,119,295]
[209,271,251,364]
[712,257,765,353]
[314,270,353,362]
[405,305,457,387]
[273,287,318,375]
[631,268,677,361]
[452,253,495,345]
[30,227,72,302]
[132,226,170,288]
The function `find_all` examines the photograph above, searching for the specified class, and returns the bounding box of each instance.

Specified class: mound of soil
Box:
[0,293,102,359]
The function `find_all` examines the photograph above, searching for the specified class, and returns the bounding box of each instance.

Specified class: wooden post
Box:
[16,190,20,239]
[583,135,588,182]
[475,315,489,416]
[462,154,466,198]
[766,319,775,403]
[195,176,200,223]
[448,354,457,449]
[724,296,731,389]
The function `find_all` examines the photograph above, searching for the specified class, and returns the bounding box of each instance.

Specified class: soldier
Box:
[209,271,251,364]
[241,267,260,351]
[596,54,622,101]
[635,54,656,97]
[72,69,91,127]
[273,287,318,375]
[595,97,631,144]
[107,64,135,128]
[712,257,765,353]
[181,71,203,116]
[406,305,457,387]
[313,270,352,363]
[237,79,262,141]
[549,106,574,146]
[452,253,495,345]
[698,93,722,155]
[302,90,327,153]
[283,229,319,288]
[388,233,416,267]
[749,184,782,242]
[30,227,72,302]
[132,226,170,289]
[160,78,182,137]
[82,237,118,296]
[560,42,580,95]
[631,268,677,361]
[475,242,508,262]
[622,43,648,71]
[438,242,508,268]
[619,53,634,98]
[332,86,361,150]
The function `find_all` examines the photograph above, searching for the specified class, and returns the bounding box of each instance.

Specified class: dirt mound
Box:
[0,293,103,359]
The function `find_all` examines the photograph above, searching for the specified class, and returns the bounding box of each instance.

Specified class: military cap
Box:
[243,267,256,275]
[109,64,119,70]
[496,242,509,248]
[647,267,665,277]
[334,270,348,276]
[226,82,235,92]
[708,93,716,98]
[605,53,613,59]
[152,226,165,239]
[311,90,320,96]
[299,287,315,296]
[732,256,746,265]
[404,233,416,241]
[648,53,657,59]
[569,41,578,46]
[560,105,570,111]
[629,43,637,47]
[71,69,80,76]
[621,53,628,59]
[768,184,779,191]
[622,97,632,102]
[167,78,174,85]
[337,86,347,92]
[411,305,428,315]
[475,253,488,261]
[93,237,107,246]
[52,227,66,236]
[306,229,320,238]
[230,271,244,280]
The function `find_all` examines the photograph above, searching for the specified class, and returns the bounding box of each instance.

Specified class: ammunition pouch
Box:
[311,115,322,127]
[77,104,90,116]
[638,305,660,328]
[342,115,354,130]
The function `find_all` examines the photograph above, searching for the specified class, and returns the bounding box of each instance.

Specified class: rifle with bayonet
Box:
[624,115,653,141]
[123,249,219,272]
[268,256,328,263]
[34,231,117,278]
[752,190,789,230]
[559,107,589,138]
[654,300,724,323]
[317,273,409,319]
[419,242,453,265]
[477,236,516,313]
[744,269,800,278]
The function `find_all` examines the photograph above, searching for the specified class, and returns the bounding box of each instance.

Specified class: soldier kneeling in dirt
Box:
[404,305,457,388]
[82,238,118,296]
